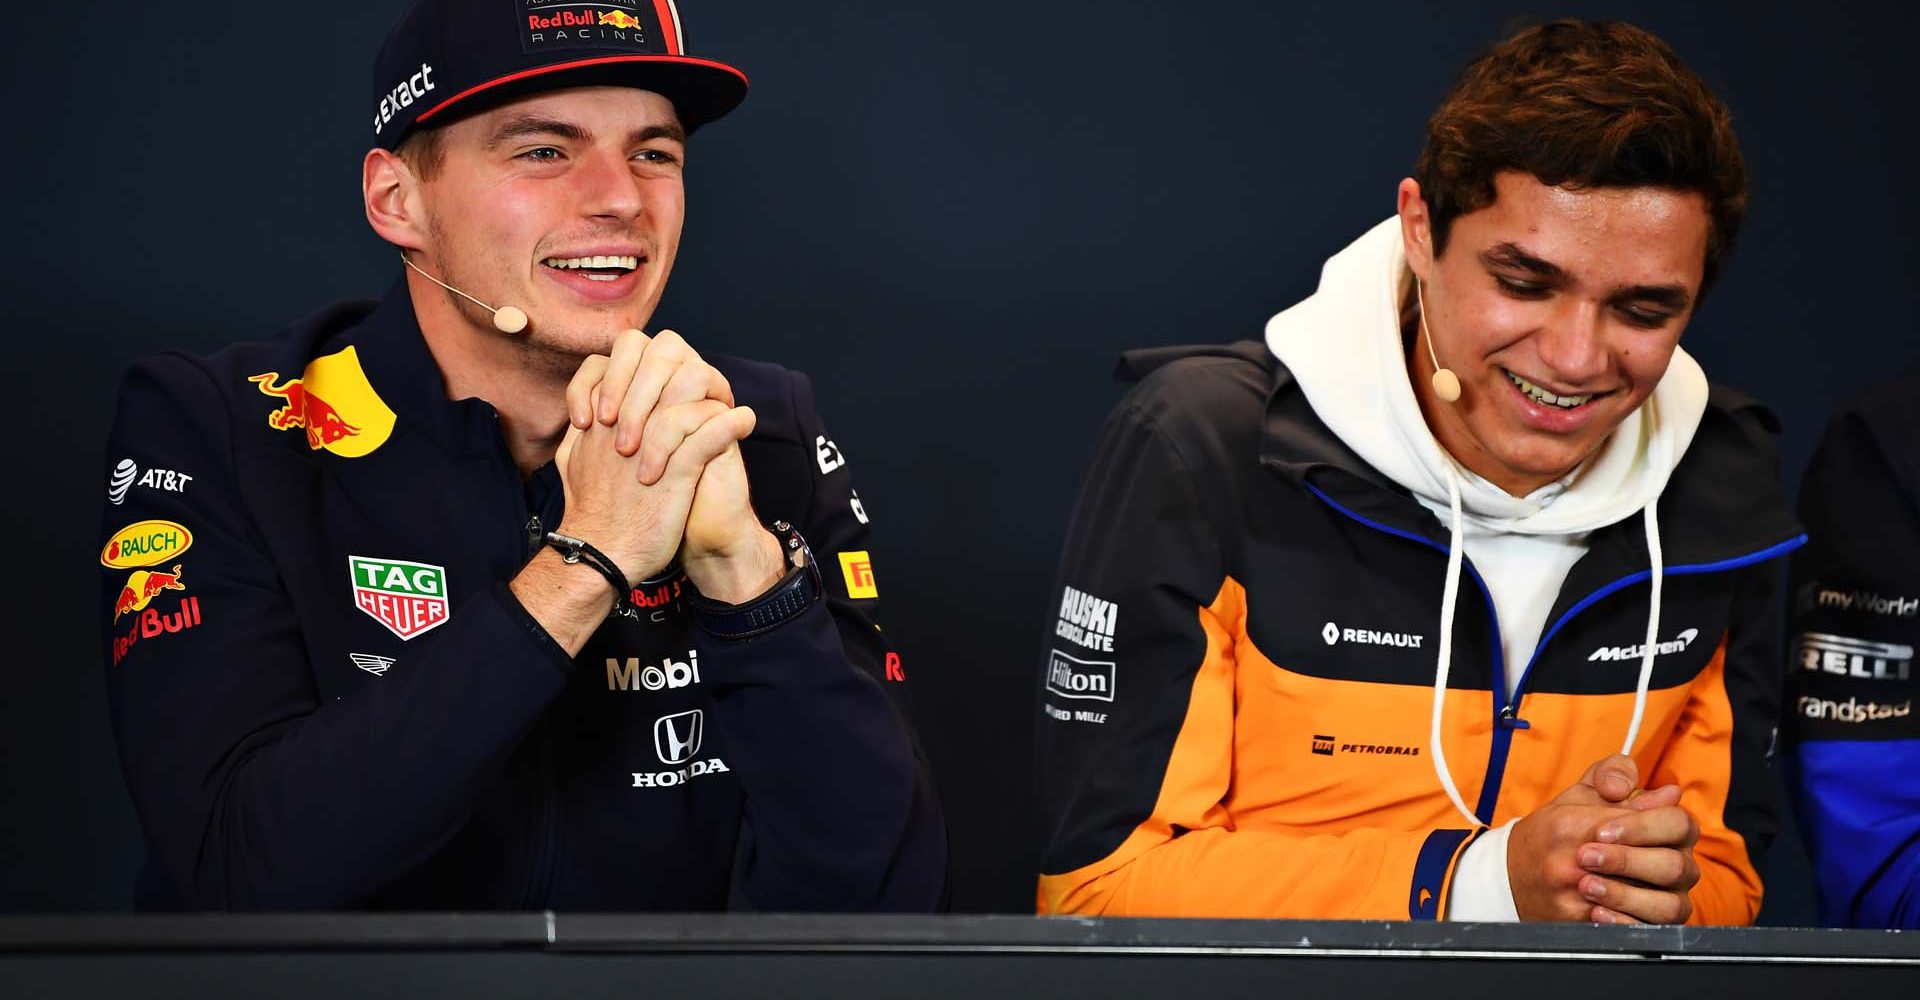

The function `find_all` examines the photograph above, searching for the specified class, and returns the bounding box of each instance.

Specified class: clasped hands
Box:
[554,328,785,606]
[1508,753,1701,924]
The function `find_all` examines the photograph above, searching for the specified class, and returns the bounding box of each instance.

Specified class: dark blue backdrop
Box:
[4,0,1914,920]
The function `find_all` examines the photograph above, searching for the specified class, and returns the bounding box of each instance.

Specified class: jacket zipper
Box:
[1303,484,1803,825]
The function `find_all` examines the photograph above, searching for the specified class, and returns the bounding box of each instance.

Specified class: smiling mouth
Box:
[542,255,640,282]
[1503,369,1598,409]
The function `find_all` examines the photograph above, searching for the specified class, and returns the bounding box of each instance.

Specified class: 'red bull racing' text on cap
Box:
[370,0,748,151]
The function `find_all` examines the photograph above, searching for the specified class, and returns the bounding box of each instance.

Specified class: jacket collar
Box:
[342,279,514,457]
[1120,339,1803,571]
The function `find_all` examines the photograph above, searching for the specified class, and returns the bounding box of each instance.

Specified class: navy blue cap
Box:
[370,0,748,150]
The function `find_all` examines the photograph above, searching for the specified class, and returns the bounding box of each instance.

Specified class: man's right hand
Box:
[1506,754,1700,924]
[550,399,754,584]
[510,373,752,655]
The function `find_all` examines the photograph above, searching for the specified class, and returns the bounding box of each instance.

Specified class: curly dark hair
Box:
[1414,20,1747,292]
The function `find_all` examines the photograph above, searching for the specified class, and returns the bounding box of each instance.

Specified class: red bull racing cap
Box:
[370,0,748,151]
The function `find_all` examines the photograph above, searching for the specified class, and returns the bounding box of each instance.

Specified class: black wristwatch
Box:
[690,520,822,640]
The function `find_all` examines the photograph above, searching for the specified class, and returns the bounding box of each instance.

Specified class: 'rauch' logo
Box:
[101,520,193,569]
[349,556,450,641]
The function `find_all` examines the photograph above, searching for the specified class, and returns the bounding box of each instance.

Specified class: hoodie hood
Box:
[1264,216,1712,832]
[1264,216,1709,535]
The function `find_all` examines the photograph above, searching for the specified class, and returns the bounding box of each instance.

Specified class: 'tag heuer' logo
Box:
[101,519,193,569]
[349,556,450,641]
[249,346,396,458]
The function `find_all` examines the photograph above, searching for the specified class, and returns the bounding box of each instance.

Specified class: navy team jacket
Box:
[97,280,947,911]
[1785,369,1920,928]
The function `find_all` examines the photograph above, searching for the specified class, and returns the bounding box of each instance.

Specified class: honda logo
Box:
[653,710,704,765]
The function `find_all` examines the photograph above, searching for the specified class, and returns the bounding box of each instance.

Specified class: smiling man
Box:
[97,0,945,911]
[1037,21,1801,924]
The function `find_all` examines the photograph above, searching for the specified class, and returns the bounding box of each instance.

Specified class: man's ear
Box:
[1397,178,1434,282]
[363,148,428,253]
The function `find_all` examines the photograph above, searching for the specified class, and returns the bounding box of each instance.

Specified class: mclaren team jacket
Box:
[1036,341,1803,923]
[98,280,946,911]
[1785,369,1920,928]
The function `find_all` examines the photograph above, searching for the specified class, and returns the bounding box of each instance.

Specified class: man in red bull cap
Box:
[98,0,944,912]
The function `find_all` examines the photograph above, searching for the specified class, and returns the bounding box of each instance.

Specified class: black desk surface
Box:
[4,914,1915,998]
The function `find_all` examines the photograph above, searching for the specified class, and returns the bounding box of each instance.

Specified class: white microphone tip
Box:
[493,306,529,334]
[1432,369,1462,403]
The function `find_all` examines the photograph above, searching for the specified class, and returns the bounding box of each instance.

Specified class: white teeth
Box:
[542,255,640,271]
[1504,370,1592,409]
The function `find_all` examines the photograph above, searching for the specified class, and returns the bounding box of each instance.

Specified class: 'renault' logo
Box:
[249,346,396,458]
[349,556,450,641]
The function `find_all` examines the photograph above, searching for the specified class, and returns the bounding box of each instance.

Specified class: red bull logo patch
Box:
[349,555,450,640]
[114,564,187,620]
[101,519,193,569]
[248,346,396,458]
[519,0,654,53]
[111,574,202,666]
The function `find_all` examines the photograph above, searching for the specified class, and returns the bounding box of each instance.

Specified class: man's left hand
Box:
[680,438,785,604]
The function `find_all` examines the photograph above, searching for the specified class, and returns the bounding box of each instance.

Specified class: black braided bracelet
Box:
[542,530,644,621]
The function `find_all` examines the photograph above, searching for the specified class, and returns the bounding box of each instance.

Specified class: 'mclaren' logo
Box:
[1587,628,1699,663]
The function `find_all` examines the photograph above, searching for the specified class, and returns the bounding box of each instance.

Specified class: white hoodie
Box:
[1264,217,1710,920]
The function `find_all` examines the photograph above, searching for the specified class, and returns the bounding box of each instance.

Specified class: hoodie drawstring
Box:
[1621,504,1664,754]
[1428,464,1482,829]
[1425,465,1668,829]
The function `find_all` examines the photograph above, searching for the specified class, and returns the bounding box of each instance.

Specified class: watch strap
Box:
[690,520,823,640]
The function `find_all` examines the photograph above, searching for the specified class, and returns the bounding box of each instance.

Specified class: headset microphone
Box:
[1415,278,1461,403]
[400,254,530,334]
